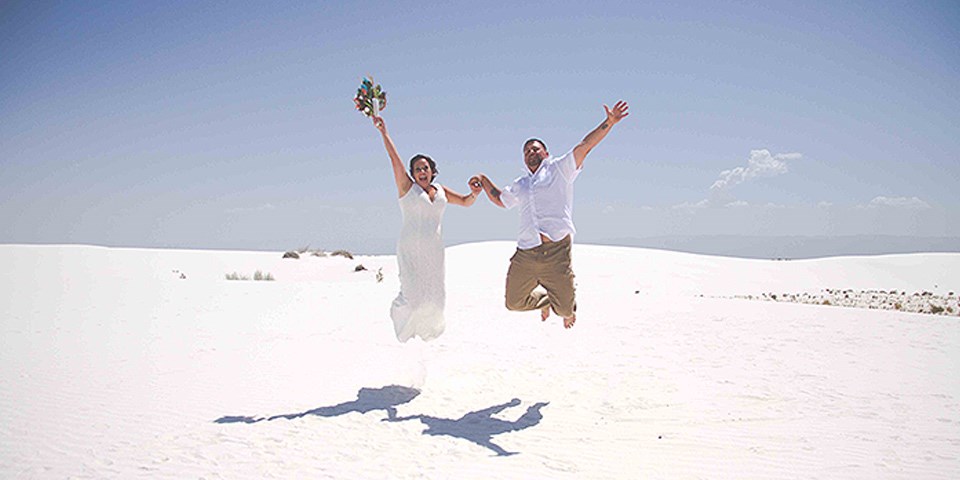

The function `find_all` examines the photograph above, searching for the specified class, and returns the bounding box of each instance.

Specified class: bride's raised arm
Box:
[372,115,413,198]
[444,176,484,207]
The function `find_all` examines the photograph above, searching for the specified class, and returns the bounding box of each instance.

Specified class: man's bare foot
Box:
[540,305,551,321]
[563,314,576,329]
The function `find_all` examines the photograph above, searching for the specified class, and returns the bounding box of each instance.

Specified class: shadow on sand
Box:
[214,385,548,456]
[385,398,549,456]
[214,385,421,424]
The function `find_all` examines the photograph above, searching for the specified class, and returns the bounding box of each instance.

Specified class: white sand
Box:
[1,242,958,478]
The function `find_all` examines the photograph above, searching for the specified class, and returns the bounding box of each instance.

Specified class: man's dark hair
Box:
[523,138,547,152]
[409,154,438,181]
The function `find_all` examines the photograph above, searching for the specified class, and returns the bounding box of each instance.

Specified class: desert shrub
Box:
[227,271,274,281]
[354,264,367,272]
[894,302,902,310]
[331,249,354,259]
[376,268,384,283]
[253,270,275,281]
[930,305,944,314]
[282,251,300,259]
[822,299,831,306]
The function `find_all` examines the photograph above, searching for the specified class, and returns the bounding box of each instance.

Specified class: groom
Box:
[477,101,629,329]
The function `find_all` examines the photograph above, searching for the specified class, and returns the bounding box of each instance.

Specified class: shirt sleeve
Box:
[500,182,519,209]
[556,150,581,182]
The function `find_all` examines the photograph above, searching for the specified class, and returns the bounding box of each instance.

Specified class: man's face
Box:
[523,141,548,171]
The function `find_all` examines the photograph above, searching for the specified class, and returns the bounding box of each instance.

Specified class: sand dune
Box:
[1,242,958,478]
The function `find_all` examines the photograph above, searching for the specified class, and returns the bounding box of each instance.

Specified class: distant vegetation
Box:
[726,289,959,316]
[225,270,275,281]
[283,246,354,259]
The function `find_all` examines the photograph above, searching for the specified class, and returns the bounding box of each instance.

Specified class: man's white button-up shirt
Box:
[500,150,582,250]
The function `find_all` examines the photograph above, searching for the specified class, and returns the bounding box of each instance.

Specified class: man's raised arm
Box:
[477,174,507,208]
[572,100,629,168]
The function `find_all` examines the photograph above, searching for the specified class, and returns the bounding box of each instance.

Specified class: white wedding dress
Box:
[391,183,447,342]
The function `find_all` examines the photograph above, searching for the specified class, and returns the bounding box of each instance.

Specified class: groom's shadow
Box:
[214,385,421,424]
[385,398,549,457]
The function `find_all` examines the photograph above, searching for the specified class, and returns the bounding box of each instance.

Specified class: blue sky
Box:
[2,1,958,253]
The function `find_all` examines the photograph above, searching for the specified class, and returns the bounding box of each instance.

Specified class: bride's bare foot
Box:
[540,305,551,321]
[563,314,576,329]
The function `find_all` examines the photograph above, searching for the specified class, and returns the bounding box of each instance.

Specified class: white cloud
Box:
[726,200,749,208]
[865,196,931,209]
[672,199,710,212]
[709,149,801,193]
[817,201,833,209]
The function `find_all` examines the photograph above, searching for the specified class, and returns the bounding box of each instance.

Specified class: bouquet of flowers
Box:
[354,76,387,117]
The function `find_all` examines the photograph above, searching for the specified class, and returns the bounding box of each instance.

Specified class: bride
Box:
[372,115,482,342]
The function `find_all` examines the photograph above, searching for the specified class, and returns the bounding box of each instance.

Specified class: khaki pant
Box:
[505,235,576,318]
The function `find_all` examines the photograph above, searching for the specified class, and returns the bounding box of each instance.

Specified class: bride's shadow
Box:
[214,385,421,424]
[214,385,548,456]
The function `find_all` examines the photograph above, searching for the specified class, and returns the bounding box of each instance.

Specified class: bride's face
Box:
[411,159,433,185]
